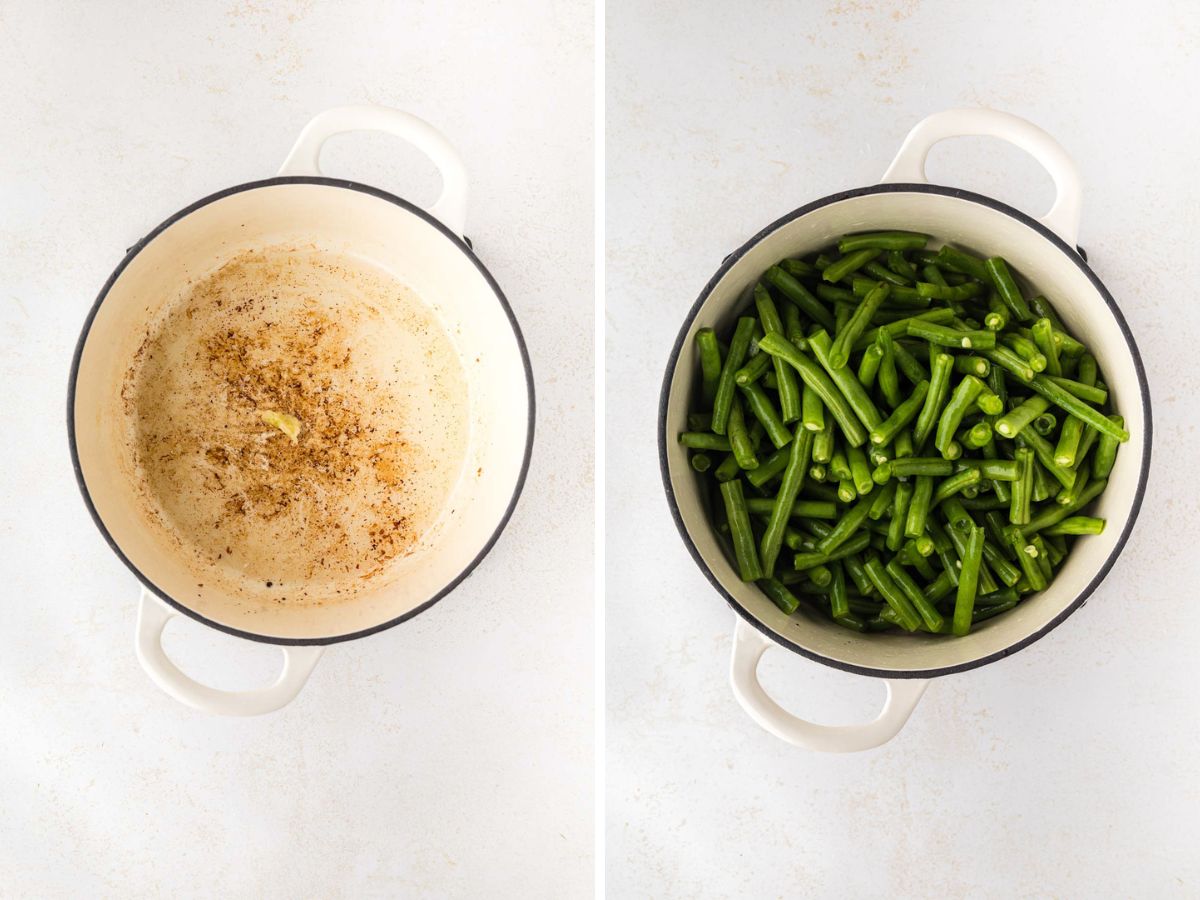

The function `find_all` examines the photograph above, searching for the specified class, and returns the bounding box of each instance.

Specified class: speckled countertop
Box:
[607,0,1199,896]
[0,1,593,896]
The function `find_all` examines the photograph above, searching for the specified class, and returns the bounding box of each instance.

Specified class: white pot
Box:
[659,109,1151,752]
[70,106,534,715]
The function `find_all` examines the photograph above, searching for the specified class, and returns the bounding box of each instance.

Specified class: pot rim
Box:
[658,181,1152,679]
[68,175,536,647]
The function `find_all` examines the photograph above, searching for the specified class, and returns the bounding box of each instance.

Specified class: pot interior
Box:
[664,187,1148,676]
[74,181,530,642]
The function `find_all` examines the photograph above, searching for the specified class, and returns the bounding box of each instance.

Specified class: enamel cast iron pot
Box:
[660,109,1151,752]
[70,106,534,715]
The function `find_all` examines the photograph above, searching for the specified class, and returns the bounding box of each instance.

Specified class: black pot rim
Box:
[658,181,1152,680]
[68,175,536,647]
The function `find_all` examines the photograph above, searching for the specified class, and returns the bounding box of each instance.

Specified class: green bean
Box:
[679,432,731,451]
[888,457,955,478]
[759,428,813,576]
[936,375,985,457]
[1044,376,1108,405]
[1028,295,1065,330]
[746,497,837,519]
[720,480,763,581]
[888,480,914,551]
[901,542,937,580]
[912,352,953,450]
[821,285,857,306]
[812,425,835,464]
[886,558,945,632]
[808,330,884,434]
[1005,526,1047,592]
[732,351,771,387]
[924,569,956,604]
[1055,330,1088,358]
[829,281,890,369]
[868,480,899,520]
[1056,458,1092,508]
[1031,317,1062,376]
[713,453,741,482]
[887,250,919,280]
[712,317,757,434]
[1021,476,1108,537]
[781,301,807,349]
[728,398,759,470]
[954,355,990,378]
[962,421,993,449]
[870,380,930,446]
[1092,416,1124,479]
[688,412,713,431]
[891,340,930,385]
[798,382,826,433]
[863,556,922,632]
[952,523,985,635]
[954,458,1020,481]
[809,464,826,482]
[763,265,836,331]
[839,231,930,253]
[905,475,935,539]
[864,260,911,286]
[922,263,949,288]
[696,328,723,404]
[1032,412,1057,437]
[746,444,789,487]
[858,343,883,389]
[932,467,981,505]
[754,284,802,423]
[792,531,872,570]
[994,396,1051,438]
[876,329,901,408]
[829,561,850,619]
[738,382,792,450]
[762,371,779,390]
[829,448,853,483]
[843,552,875,596]
[756,333,869,447]
[1000,333,1047,371]
[985,257,1034,322]
[851,308,956,352]
[893,429,914,459]
[846,443,875,497]
[906,319,996,350]
[868,443,891,468]
[781,258,819,279]
[758,577,800,614]
[691,452,712,473]
[982,540,1022,587]
[1074,421,1100,469]
[1025,375,1129,442]
[1016,429,1076,490]
[981,345,1036,382]
[926,520,959,587]
[823,248,880,283]
[935,245,991,281]
[1009,447,1033,525]
[916,281,983,302]
[984,292,1009,331]
[816,494,875,554]
[1044,516,1106,536]
[1030,535,1054,582]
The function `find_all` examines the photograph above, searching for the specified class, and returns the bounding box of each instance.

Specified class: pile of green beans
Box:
[680,231,1128,636]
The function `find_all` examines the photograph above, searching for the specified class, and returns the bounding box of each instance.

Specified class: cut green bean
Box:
[756,333,869,447]
[758,577,801,614]
[823,248,880,283]
[905,475,934,538]
[952,523,985,635]
[1031,317,1062,376]
[906,319,996,349]
[985,257,1034,322]
[808,330,884,434]
[829,281,890,369]
[680,432,731,451]
[1025,375,1129,442]
[696,328,722,404]
[758,428,813,576]
[994,396,1051,438]
[720,479,763,581]
[1092,416,1124,479]
[1044,376,1108,405]
[763,265,836,331]
[935,375,985,457]
[876,329,901,408]
[1044,516,1106,536]
[932,467,981,505]
[839,231,930,253]
[886,558,945,632]
[1009,447,1033,525]
[863,556,921,632]
[712,316,756,435]
[870,380,929,446]
[801,383,825,432]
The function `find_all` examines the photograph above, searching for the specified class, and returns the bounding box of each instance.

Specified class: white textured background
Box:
[607,0,1199,896]
[0,1,593,897]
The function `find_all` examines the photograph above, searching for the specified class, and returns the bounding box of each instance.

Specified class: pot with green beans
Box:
[659,109,1150,752]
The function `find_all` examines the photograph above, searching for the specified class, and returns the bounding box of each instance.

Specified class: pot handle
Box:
[277,104,469,238]
[729,616,928,752]
[879,107,1083,247]
[135,588,324,716]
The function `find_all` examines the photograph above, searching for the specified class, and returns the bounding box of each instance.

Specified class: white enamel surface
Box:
[75,179,529,641]
[609,3,1197,896]
[1,2,591,896]
[664,188,1147,675]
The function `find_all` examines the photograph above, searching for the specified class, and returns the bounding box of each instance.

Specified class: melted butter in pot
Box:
[122,246,469,606]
